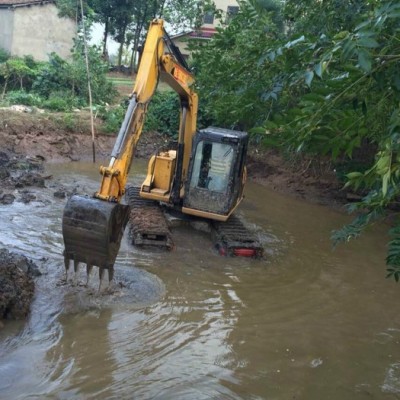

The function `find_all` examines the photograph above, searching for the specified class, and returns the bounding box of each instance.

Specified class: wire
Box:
[79,0,96,163]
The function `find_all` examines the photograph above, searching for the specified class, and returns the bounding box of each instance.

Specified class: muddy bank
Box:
[0,109,349,209]
[0,249,41,322]
[0,109,171,163]
[0,108,172,200]
[246,148,349,209]
[0,151,45,323]
[0,149,51,205]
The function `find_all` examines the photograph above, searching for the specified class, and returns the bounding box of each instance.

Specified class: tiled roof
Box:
[0,0,53,6]
[172,27,217,41]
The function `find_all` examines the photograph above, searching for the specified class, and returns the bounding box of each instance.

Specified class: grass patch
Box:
[107,77,134,86]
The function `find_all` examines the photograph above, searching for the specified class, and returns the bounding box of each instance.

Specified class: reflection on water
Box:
[0,162,400,399]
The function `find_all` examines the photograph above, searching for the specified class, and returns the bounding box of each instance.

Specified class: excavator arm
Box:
[96,19,197,203]
[62,19,197,285]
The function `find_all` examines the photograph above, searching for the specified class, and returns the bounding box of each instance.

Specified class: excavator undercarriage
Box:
[125,186,263,258]
[125,186,173,250]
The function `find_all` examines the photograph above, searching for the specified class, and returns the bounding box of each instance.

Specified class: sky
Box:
[89,23,119,54]
[89,21,177,57]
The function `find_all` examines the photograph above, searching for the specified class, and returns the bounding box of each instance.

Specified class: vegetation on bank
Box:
[0,43,115,109]
[0,45,182,136]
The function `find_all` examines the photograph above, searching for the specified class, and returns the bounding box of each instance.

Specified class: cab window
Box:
[190,141,234,192]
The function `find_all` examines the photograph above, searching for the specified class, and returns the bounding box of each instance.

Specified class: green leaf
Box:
[342,39,356,60]
[284,35,305,49]
[263,121,278,129]
[334,31,349,40]
[305,71,314,87]
[250,126,267,134]
[302,93,325,102]
[314,62,323,78]
[362,101,367,116]
[382,170,390,196]
[358,37,379,48]
[358,49,372,72]
[346,172,364,179]
[376,155,390,172]
[355,21,371,31]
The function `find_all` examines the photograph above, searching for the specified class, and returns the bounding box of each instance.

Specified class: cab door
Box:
[183,127,248,220]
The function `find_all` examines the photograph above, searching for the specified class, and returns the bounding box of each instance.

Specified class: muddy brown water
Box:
[0,161,400,400]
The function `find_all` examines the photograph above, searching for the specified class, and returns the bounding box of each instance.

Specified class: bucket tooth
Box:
[108,267,114,283]
[86,264,93,286]
[63,252,72,281]
[98,267,106,292]
[74,259,79,274]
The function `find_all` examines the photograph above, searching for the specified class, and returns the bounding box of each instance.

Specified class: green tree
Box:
[191,0,284,129]
[284,0,373,36]
[111,2,135,67]
[191,0,400,280]
[87,0,115,57]
[0,57,38,98]
[56,0,92,20]
[32,43,115,105]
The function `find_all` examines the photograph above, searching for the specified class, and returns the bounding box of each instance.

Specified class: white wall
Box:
[11,3,76,60]
[0,9,14,53]
[203,0,239,29]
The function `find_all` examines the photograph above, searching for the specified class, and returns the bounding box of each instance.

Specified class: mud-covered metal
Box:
[62,195,130,280]
[212,215,263,258]
[126,186,173,249]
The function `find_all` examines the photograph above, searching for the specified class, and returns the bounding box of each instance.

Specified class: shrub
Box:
[0,57,37,93]
[144,91,180,137]
[42,95,70,111]
[98,90,212,137]
[98,104,127,134]
[62,113,78,131]
[32,47,117,106]
[32,54,73,99]
[0,48,9,63]
[5,90,41,106]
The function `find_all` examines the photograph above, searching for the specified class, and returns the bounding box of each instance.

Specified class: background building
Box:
[0,0,76,61]
[172,0,239,59]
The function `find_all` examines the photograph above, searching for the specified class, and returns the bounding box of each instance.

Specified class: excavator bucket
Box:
[62,195,130,284]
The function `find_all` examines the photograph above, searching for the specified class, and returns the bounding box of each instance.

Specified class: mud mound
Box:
[0,150,50,204]
[0,109,170,163]
[58,265,166,314]
[0,249,41,320]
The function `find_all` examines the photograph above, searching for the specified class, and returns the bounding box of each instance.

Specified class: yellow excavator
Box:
[62,19,255,285]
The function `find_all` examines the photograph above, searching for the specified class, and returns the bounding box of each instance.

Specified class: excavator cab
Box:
[182,127,248,221]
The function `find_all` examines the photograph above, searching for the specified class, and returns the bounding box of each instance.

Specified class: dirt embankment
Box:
[0,108,169,163]
[0,108,348,208]
[246,149,349,209]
